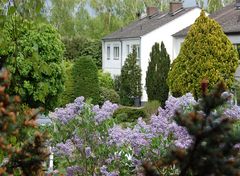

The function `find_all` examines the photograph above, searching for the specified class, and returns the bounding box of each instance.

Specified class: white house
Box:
[102,1,240,103]
[102,2,202,102]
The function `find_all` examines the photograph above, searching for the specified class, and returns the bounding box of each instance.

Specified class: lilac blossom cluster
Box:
[55,139,74,156]
[224,105,240,120]
[51,97,85,124]
[108,93,196,154]
[100,165,119,176]
[66,166,82,176]
[92,100,119,124]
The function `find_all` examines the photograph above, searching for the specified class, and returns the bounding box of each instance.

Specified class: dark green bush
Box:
[72,56,100,104]
[99,87,120,105]
[113,107,147,123]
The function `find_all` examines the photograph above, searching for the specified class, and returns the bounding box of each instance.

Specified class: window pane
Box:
[114,46,119,59]
[107,46,110,59]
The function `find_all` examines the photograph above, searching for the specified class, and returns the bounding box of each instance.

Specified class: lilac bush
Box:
[49,93,240,175]
[50,97,119,175]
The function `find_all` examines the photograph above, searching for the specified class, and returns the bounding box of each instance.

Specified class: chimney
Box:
[147,7,158,16]
[169,1,183,14]
[236,0,240,9]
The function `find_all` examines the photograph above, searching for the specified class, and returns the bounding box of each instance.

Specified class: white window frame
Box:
[113,45,120,60]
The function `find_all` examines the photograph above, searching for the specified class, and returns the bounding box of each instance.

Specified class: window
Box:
[126,45,130,55]
[113,46,119,60]
[107,46,111,60]
[132,44,140,64]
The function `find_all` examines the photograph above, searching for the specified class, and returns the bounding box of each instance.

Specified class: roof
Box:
[103,7,197,40]
[173,3,240,37]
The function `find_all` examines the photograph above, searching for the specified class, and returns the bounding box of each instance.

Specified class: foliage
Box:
[62,36,102,68]
[113,107,147,123]
[146,42,170,107]
[0,69,48,175]
[143,100,160,118]
[0,18,65,111]
[120,49,142,106]
[58,61,75,107]
[144,81,240,176]
[168,11,239,99]
[72,56,100,104]
[99,87,120,105]
[98,70,114,89]
[114,75,121,93]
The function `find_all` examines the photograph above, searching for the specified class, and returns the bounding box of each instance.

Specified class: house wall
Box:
[102,39,140,78]
[140,8,202,102]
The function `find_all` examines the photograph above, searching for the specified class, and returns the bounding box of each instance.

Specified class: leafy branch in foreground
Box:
[0,69,49,176]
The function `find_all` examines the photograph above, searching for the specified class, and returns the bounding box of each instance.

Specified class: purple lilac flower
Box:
[55,139,74,156]
[85,146,92,158]
[51,96,85,124]
[66,166,82,176]
[100,165,119,176]
[72,134,83,150]
[224,105,240,120]
[108,93,196,155]
[93,101,118,124]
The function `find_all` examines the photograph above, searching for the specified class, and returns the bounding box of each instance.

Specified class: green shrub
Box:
[143,100,160,118]
[113,107,147,122]
[146,42,170,107]
[1,18,65,111]
[114,75,121,93]
[99,87,120,105]
[72,56,100,104]
[120,49,142,106]
[62,36,102,68]
[168,11,239,99]
[58,61,75,106]
[98,70,114,89]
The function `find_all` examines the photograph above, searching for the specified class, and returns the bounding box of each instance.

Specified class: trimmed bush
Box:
[113,107,147,122]
[143,100,160,118]
[99,87,120,105]
[98,70,114,89]
[58,61,75,106]
[72,56,100,104]
[168,11,239,99]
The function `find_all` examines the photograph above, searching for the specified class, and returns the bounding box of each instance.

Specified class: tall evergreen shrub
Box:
[168,11,239,99]
[120,49,142,106]
[72,56,100,104]
[146,42,170,106]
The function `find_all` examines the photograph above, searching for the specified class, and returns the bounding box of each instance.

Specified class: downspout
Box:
[120,39,123,69]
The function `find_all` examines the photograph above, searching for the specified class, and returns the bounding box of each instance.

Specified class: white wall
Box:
[102,39,140,77]
[140,8,202,102]
[102,41,122,77]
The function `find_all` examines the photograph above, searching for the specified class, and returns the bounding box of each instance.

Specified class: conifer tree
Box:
[168,11,239,99]
[72,56,100,104]
[146,42,170,106]
[120,49,142,106]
